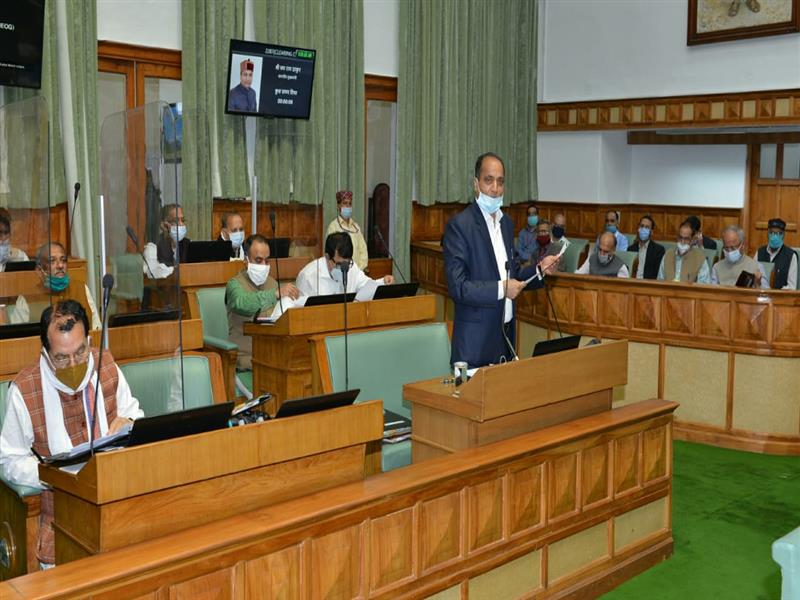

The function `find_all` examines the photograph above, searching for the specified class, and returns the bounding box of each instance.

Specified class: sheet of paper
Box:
[267,295,309,321]
[355,279,380,302]
[524,239,570,284]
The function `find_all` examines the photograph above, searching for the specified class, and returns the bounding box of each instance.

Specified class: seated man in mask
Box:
[628,215,665,280]
[576,231,629,277]
[657,222,710,283]
[143,203,190,278]
[295,232,393,297]
[0,300,143,568]
[217,211,246,261]
[225,234,299,370]
[753,218,797,290]
[0,208,30,271]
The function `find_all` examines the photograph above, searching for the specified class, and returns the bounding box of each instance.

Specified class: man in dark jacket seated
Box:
[628,215,665,280]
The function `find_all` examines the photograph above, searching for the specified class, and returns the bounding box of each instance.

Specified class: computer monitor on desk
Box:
[185,240,232,263]
[108,309,179,328]
[532,335,581,357]
[372,282,418,300]
[274,389,359,418]
[267,237,290,259]
[3,260,36,272]
[304,292,356,307]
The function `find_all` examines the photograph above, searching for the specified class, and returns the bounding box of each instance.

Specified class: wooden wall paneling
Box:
[538,88,800,132]
[5,204,68,258]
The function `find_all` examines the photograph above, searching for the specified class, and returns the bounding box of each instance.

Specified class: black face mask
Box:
[552,225,565,239]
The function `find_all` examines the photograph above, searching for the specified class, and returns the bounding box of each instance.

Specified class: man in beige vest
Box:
[657,222,710,283]
[225,234,299,370]
[711,225,767,288]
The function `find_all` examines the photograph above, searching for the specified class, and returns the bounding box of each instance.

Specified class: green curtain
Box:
[396,0,538,274]
[182,0,249,240]
[252,0,365,230]
[62,0,100,295]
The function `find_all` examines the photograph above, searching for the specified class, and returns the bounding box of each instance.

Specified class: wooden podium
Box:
[38,400,383,564]
[404,340,628,462]
[244,295,436,405]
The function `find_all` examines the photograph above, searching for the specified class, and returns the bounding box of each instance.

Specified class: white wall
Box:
[630,145,746,208]
[539,0,800,102]
[96,0,181,49]
[537,133,746,208]
[364,0,399,76]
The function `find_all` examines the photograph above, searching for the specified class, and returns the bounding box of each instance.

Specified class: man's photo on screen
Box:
[227,54,262,114]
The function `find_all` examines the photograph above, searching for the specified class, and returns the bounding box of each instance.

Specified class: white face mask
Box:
[598,253,613,265]
[247,261,270,286]
[229,231,245,249]
[676,242,690,255]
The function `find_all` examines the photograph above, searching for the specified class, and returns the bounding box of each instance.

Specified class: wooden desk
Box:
[405,340,628,461]
[244,295,436,406]
[178,257,312,290]
[39,400,383,564]
[2,399,677,599]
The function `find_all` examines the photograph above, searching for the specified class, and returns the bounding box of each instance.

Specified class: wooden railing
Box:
[0,400,676,599]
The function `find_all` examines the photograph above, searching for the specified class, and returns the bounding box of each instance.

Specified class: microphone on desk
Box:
[89,273,114,456]
[269,211,283,312]
[373,225,408,284]
[338,261,351,390]
[67,182,81,247]
[126,225,157,281]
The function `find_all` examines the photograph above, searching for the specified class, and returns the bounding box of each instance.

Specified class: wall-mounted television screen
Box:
[0,0,45,89]
[225,39,316,120]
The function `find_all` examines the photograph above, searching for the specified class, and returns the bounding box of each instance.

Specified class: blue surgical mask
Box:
[229,230,245,249]
[606,224,618,234]
[169,224,187,243]
[724,248,742,263]
[552,225,565,239]
[476,191,503,215]
[768,232,784,250]
[44,273,70,292]
[0,241,9,262]
[340,207,353,220]
[638,227,651,241]
[527,215,538,228]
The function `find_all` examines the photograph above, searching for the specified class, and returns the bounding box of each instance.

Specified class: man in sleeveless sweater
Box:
[753,218,797,290]
[711,225,767,288]
[0,300,143,567]
[225,234,299,370]
[657,222,710,284]
[576,231,629,277]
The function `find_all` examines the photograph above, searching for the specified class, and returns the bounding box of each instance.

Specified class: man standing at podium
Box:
[443,153,559,368]
[0,300,143,568]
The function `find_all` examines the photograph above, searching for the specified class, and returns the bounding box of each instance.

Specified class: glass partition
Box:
[0,96,52,329]
[99,101,185,410]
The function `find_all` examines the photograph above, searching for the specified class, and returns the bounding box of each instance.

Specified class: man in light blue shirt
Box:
[516,204,539,262]
[602,210,628,251]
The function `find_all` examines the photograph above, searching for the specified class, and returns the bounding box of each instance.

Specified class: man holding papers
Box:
[0,300,143,568]
[443,153,560,368]
[296,232,393,297]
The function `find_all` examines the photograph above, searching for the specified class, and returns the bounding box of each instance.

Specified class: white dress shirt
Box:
[0,355,143,488]
[295,256,382,297]
[635,240,649,279]
[477,207,513,324]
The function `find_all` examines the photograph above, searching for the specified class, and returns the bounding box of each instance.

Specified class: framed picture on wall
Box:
[688,0,800,45]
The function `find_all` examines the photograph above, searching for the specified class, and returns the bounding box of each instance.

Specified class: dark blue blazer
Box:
[227,84,257,113]
[443,202,543,367]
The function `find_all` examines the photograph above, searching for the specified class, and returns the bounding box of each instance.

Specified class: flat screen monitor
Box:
[532,335,581,358]
[267,237,290,259]
[186,240,232,263]
[0,1,45,89]
[225,39,316,119]
[127,402,235,447]
[274,389,359,419]
[0,322,40,340]
[303,292,356,307]
[3,260,36,272]
[108,309,179,328]
[372,282,419,300]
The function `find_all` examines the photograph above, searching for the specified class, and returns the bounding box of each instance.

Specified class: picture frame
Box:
[688,0,800,45]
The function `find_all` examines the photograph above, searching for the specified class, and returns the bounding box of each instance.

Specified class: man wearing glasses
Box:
[657,221,711,284]
[0,300,143,568]
[295,232,393,297]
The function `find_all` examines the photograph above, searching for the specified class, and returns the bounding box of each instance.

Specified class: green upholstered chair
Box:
[109,253,144,312]
[561,239,586,274]
[773,526,800,600]
[119,352,224,417]
[616,251,637,276]
[0,379,43,579]
[623,232,636,248]
[660,241,677,255]
[194,287,243,399]
[323,323,452,471]
[702,248,718,272]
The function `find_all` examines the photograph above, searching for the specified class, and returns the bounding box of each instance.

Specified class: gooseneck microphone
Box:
[502,260,519,362]
[373,225,408,284]
[68,182,81,246]
[89,273,114,456]
[543,278,563,338]
[269,211,283,312]
[338,261,351,390]
[126,225,157,281]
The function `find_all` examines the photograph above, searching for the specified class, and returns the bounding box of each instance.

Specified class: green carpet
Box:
[602,441,800,600]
